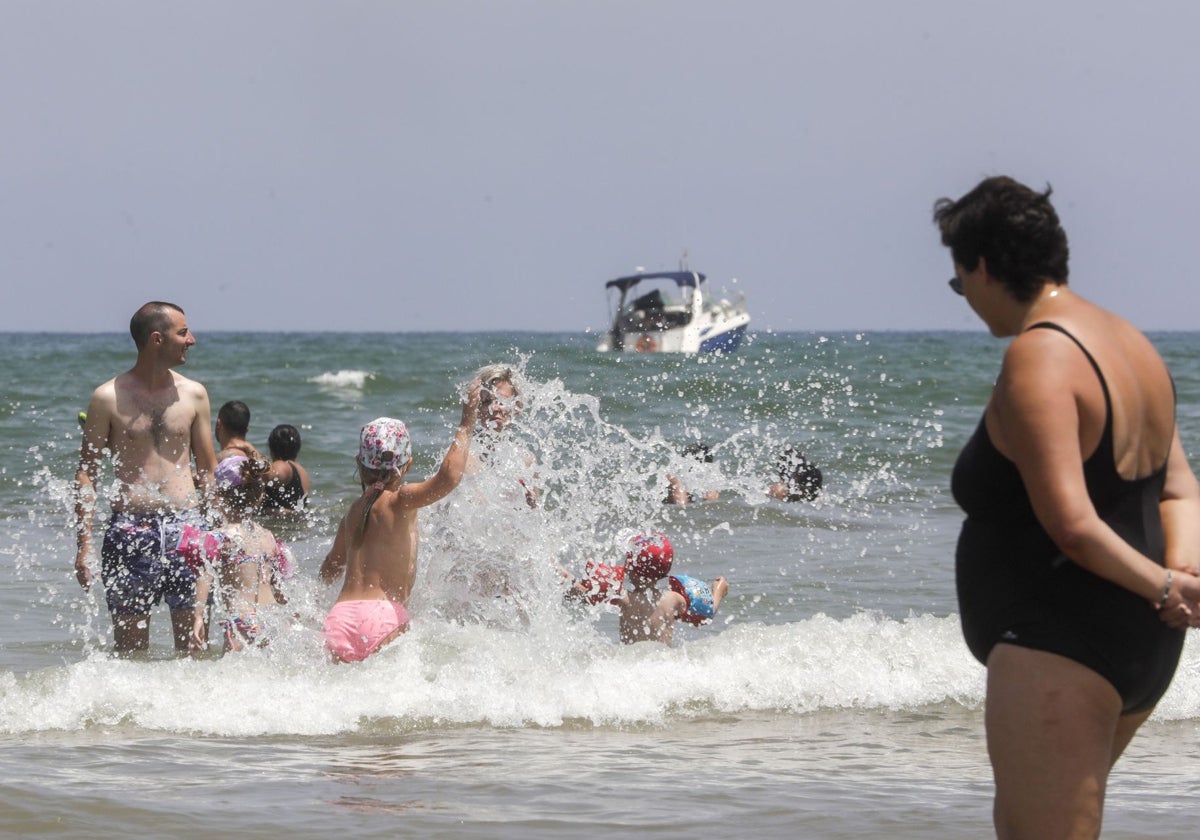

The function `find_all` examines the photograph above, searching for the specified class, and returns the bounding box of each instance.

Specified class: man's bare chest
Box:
[112,390,192,452]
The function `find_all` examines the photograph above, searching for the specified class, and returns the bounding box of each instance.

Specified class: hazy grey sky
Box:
[3,2,1198,333]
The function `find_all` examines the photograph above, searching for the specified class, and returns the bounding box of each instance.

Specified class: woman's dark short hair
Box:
[932,176,1069,303]
[268,424,302,460]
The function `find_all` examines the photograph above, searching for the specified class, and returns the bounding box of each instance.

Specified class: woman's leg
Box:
[1111,707,1153,766]
[985,644,1123,840]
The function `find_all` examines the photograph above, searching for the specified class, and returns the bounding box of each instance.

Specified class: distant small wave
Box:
[308,370,374,390]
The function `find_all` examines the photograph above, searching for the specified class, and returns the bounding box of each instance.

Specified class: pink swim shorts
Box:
[323,599,410,663]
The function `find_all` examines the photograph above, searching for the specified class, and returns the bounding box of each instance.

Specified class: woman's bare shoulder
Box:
[999,325,1087,390]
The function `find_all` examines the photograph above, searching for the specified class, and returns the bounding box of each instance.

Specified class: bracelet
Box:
[1157,569,1173,610]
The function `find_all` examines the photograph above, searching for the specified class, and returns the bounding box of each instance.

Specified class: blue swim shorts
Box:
[100,509,204,615]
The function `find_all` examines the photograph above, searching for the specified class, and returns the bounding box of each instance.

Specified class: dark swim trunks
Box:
[951,322,1184,715]
[100,509,204,615]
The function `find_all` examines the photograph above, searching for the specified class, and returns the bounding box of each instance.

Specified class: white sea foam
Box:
[6,616,1199,738]
[307,369,374,390]
[0,611,976,736]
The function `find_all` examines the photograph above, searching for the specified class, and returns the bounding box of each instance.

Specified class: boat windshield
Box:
[613,279,694,332]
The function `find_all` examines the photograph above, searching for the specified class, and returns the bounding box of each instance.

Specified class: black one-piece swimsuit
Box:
[951,322,1183,714]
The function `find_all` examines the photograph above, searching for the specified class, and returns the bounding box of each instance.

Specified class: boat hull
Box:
[699,324,746,353]
[597,317,749,354]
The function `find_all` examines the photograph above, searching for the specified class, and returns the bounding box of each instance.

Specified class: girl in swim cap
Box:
[319,379,482,663]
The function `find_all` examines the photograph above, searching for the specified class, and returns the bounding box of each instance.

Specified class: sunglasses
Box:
[948,276,964,296]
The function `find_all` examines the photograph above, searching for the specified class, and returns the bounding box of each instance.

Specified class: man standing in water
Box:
[75,301,218,653]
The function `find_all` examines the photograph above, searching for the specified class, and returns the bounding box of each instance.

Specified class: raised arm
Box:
[400,378,482,509]
[664,474,689,505]
[710,576,730,614]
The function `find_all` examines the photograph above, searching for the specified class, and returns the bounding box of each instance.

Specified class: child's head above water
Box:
[353,417,414,542]
[774,445,823,502]
[214,454,271,513]
[357,417,412,483]
[624,532,674,585]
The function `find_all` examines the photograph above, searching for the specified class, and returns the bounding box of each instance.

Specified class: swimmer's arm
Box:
[996,336,1191,609]
[74,386,114,589]
[319,516,351,585]
[655,592,687,644]
[664,474,689,505]
[522,452,543,505]
[190,569,213,650]
[710,576,729,614]
[268,541,290,605]
[517,477,539,509]
[269,570,288,605]
[400,378,482,508]
[663,591,687,622]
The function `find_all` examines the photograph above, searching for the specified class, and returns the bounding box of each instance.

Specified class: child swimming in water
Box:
[187,455,295,653]
[617,533,728,644]
[319,380,481,663]
[580,532,729,645]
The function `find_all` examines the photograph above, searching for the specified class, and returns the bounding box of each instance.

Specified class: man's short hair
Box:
[130,301,185,350]
[218,400,251,436]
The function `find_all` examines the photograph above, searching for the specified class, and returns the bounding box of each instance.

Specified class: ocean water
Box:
[2,329,1200,839]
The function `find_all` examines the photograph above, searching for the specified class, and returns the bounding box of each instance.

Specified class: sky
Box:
[3,1,1199,334]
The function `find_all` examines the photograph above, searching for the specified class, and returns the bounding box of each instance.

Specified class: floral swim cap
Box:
[358,418,412,473]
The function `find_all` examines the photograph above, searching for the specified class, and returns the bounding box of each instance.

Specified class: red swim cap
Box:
[625,532,674,582]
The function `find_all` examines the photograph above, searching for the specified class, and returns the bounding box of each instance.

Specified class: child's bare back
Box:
[618,584,688,644]
[327,495,420,604]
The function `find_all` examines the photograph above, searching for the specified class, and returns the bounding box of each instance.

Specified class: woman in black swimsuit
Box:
[935,176,1200,838]
[263,424,311,513]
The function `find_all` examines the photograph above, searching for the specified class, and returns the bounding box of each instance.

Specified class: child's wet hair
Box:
[354,463,401,546]
[219,456,272,512]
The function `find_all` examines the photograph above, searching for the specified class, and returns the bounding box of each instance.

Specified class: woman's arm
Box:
[1161,428,1200,574]
[1158,429,1200,626]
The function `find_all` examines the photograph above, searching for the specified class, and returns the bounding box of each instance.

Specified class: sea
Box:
[2,329,1200,839]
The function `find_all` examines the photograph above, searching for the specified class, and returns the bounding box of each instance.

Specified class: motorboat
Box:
[595,270,750,353]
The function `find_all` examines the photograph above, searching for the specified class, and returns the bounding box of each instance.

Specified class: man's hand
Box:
[74,549,92,590]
